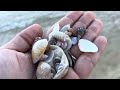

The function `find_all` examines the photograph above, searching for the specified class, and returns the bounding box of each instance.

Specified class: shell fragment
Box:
[71,37,78,45]
[78,39,98,53]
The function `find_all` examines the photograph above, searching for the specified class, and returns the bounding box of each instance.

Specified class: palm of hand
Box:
[0,11,107,79]
[0,49,35,79]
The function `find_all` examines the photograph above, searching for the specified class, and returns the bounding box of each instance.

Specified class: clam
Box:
[32,22,100,79]
[36,61,52,79]
[78,39,98,53]
[36,45,69,79]
[32,39,48,64]
[50,45,69,79]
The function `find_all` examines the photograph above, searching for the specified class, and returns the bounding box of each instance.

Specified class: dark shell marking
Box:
[76,27,87,38]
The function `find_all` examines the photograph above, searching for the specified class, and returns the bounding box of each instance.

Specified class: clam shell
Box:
[36,61,52,79]
[50,45,69,79]
[36,45,69,79]
[78,39,98,52]
[32,39,48,64]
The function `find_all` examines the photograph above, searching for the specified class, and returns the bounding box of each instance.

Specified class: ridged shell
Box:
[36,61,52,79]
[32,39,48,64]
[50,45,69,79]
[49,32,72,50]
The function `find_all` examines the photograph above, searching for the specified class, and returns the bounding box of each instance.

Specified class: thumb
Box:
[1,24,43,52]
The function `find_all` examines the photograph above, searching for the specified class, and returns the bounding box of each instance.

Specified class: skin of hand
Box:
[0,11,107,79]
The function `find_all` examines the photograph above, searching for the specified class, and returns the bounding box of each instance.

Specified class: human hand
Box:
[0,24,43,79]
[44,11,108,79]
[0,11,107,79]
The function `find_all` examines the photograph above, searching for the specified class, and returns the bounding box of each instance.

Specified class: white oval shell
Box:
[78,39,98,53]
[32,39,48,64]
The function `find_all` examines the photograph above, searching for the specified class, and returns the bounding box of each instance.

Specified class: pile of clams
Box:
[32,23,98,79]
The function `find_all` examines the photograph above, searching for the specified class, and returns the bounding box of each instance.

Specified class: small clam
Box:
[36,45,69,79]
[50,45,69,79]
[32,39,48,64]
[78,39,98,53]
[36,61,52,79]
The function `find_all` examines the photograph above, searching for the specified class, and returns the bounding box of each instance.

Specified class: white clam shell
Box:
[78,39,98,53]
[32,39,48,64]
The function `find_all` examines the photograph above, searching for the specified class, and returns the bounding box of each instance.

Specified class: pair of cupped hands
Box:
[0,11,107,79]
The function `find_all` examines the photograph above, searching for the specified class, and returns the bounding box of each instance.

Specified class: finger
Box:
[74,36,107,79]
[70,11,96,58]
[44,11,84,38]
[72,11,96,30]
[83,19,103,41]
[70,19,103,59]
[1,24,43,52]
[63,68,80,79]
